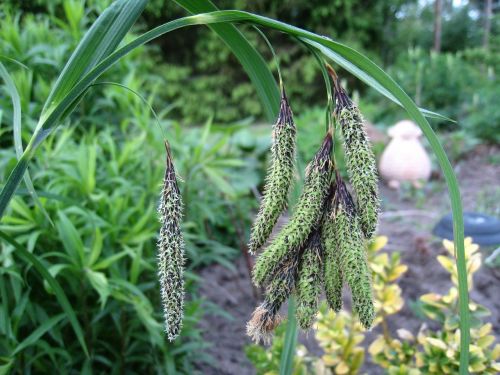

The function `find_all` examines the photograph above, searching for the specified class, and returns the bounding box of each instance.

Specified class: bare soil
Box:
[196,145,500,375]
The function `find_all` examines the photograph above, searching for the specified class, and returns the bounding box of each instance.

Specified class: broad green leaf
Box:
[0,358,13,375]
[88,228,103,267]
[0,232,88,357]
[304,40,455,122]
[92,250,129,271]
[56,211,85,267]
[86,269,110,308]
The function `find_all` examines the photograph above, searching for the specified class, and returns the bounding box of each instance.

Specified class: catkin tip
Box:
[246,305,281,344]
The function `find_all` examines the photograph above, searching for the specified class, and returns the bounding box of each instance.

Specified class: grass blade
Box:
[40,0,147,123]
[280,298,298,375]
[0,232,89,357]
[0,63,53,225]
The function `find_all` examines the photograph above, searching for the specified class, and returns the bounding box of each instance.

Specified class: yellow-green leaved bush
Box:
[370,238,500,374]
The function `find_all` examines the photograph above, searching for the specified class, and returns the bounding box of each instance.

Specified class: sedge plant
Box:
[0,0,470,373]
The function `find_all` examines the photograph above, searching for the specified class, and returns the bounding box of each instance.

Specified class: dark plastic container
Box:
[433,212,500,246]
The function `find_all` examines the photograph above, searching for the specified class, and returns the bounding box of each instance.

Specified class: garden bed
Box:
[197,144,500,374]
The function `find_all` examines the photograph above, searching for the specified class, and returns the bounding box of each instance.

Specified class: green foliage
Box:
[245,323,310,375]
[0,6,266,368]
[366,48,499,142]
[0,148,206,373]
[0,118,262,371]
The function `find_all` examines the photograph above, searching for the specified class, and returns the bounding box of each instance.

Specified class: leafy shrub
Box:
[370,238,500,374]
[0,112,267,371]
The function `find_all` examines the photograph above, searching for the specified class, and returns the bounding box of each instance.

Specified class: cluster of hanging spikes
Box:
[154,67,379,343]
[247,71,379,343]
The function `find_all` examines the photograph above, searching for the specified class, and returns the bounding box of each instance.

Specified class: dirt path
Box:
[197,145,500,374]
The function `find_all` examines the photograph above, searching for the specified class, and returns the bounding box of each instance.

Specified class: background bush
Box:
[2,0,498,142]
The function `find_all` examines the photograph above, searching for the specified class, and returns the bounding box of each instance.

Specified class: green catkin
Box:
[248,90,296,255]
[157,143,185,341]
[332,173,375,329]
[321,183,344,313]
[247,255,299,343]
[252,132,333,287]
[295,230,323,330]
[333,78,380,239]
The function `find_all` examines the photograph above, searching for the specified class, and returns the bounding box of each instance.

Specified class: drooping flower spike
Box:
[157,142,185,341]
[329,66,380,240]
[247,253,300,344]
[331,172,375,329]
[321,181,344,313]
[248,89,296,255]
[295,230,323,330]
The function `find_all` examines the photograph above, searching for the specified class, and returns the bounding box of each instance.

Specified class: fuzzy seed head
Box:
[321,182,344,312]
[157,145,185,341]
[247,255,299,343]
[248,90,296,254]
[252,133,333,287]
[332,174,375,329]
[334,83,380,239]
[296,230,323,330]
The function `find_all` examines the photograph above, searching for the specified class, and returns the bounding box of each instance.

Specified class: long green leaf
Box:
[303,40,454,122]
[0,9,469,372]
[280,298,298,375]
[40,0,147,123]
[0,63,53,225]
[0,232,89,357]
[12,314,65,356]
